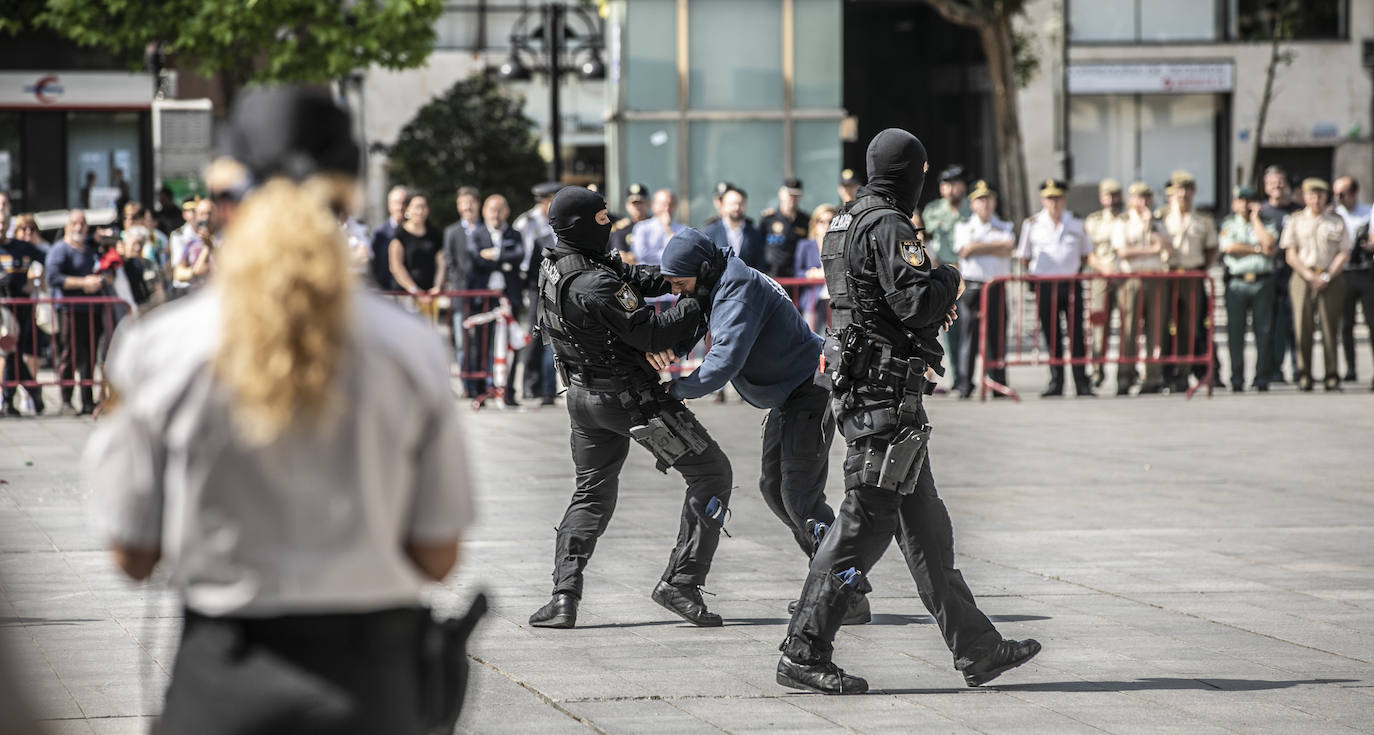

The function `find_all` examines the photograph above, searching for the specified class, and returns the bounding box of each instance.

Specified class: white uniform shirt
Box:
[87,290,474,617]
[953,214,1014,282]
[1335,202,1371,241]
[1015,209,1091,276]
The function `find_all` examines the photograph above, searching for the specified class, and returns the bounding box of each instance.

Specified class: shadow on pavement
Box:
[955,677,1361,693]
[0,617,102,626]
[868,613,1051,626]
[573,617,790,630]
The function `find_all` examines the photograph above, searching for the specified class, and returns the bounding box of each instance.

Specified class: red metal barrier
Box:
[977,272,1215,401]
[376,289,505,407]
[0,295,130,414]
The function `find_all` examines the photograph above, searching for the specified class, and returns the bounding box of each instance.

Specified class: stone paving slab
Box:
[1,388,1372,733]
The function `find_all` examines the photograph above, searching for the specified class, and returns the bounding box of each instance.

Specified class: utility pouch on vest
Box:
[816,323,873,392]
[629,407,710,473]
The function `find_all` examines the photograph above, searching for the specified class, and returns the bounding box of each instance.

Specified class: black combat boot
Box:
[528,593,578,629]
[652,580,722,627]
[776,654,868,694]
[960,638,1042,686]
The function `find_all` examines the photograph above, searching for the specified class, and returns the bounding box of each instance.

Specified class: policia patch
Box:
[899,239,925,268]
[615,284,641,311]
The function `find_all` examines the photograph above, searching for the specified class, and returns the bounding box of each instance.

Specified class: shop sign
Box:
[1069,62,1234,94]
[0,72,154,108]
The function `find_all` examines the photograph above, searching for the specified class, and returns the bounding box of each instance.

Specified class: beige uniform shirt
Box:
[87,290,474,617]
[1280,208,1352,271]
[1084,208,1125,271]
[1112,210,1169,274]
[1164,207,1218,270]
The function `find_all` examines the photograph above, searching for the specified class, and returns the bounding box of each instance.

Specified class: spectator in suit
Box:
[444,186,480,396]
[466,194,524,406]
[702,185,765,270]
[370,185,408,290]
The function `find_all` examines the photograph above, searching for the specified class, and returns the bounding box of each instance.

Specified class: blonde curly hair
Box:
[213,176,355,444]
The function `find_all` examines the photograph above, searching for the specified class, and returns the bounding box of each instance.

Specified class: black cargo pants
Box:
[551,384,733,598]
[782,389,1001,669]
[759,379,837,556]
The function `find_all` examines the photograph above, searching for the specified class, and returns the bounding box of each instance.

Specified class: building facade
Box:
[1017,0,1373,213]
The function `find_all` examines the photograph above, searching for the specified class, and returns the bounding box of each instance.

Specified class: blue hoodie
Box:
[662,229,822,409]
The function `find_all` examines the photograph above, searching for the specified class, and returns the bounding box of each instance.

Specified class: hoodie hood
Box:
[548,187,612,255]
[661,227,731,294]
[864,128,928,216]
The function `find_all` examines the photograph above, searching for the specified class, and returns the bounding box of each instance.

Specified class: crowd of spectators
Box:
[1,160,1369,416]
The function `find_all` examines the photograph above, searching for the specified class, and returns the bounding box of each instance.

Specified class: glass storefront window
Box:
[624,120,679,196]
[66,111,141,212]
[688,0,783,110]
[794,0,842,109]
[1070,94,1220,210]
[623,0,678,111]
[1069,0,1219,42]
[793,119,843,211]
[687,120,782,224]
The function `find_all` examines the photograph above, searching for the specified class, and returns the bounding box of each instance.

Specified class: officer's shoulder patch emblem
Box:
[900,239,925,268]
[625,232,635,245]
[771,220,785,234]
[615,283,640,311]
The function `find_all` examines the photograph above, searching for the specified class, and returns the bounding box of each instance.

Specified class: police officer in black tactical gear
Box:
[776,128,1041,695]
[528,186,734,630]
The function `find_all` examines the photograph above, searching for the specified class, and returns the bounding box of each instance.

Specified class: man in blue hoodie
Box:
[654,228,869,625]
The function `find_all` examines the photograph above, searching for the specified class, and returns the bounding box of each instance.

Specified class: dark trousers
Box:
[159,608,427,735]
[1340,269,1374,378]
[1268,273,1296,379]
[551,385,733,598]
[1036,280,1088,387]
[58,308,102,409]
[1163,278,1213,384]
[759,380,836,556]
[955,281,1007,393]
[782,439,1000,668]
[1224,276,1275,389]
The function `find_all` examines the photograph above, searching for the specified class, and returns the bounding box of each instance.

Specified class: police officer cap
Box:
[839,169,860,186]
[1039,178,1068,197]
[1169,170,1196,189]
[1233,185,1261,201]
[625,183,649,202]
[968,180,995,200]
[782,177,803,194]
[532,181,563,200]
[1302,177,1330,193]
[1098,178,1122,195]
[1127,181,1153,198]
[939,165,966,183]
[222,85,360,183]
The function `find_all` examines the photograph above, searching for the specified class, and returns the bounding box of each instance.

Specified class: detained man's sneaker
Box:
[961,638,1042,687]
[776,654,868,694]
[652,580,722,627]
[528,593,578,629]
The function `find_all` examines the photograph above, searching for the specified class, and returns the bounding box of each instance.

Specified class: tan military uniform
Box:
[1083,208,1125,383]
[1281,208,1352,386]
[1112,211,1170,391]
[1163,206,1218,386]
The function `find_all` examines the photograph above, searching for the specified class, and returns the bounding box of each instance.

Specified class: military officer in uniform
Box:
[1282,178,1353,391]
[1112,182,1173,395]
[610,183,651,264]
[1218,185,1277,392]
[1083,179,1126,388]
[776,128,1040,695]
[1016,178,1094,397]
[759,177,811,279]
[1162,170,1219,391]
[922,166,971,391]
[528,187,734,630]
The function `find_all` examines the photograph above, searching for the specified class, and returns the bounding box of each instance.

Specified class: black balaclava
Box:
[864,128,928,216]
[224,86,360,183]
[548,187,613,256]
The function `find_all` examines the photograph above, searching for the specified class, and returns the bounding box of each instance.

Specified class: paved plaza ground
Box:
[1,381,1372,733]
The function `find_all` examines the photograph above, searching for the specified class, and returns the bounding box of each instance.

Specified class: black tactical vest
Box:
[536,252,649,379]
[820,195,900,335]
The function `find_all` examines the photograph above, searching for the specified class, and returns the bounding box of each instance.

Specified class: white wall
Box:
[1016,0,1374,204]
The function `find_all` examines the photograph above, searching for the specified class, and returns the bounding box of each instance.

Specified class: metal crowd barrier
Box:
[0,296,130,415]
[976,272,1215,401]
[375,289,505,408]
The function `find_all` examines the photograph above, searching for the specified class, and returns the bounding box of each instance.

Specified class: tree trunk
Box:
[978,17,1030,226]
[1248,27,1284,187]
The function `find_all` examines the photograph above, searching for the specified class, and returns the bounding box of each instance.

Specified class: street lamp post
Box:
[498,2,606,183]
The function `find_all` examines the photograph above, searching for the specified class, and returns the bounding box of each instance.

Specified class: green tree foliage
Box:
[1,0,442,100]
[382,74,548,226]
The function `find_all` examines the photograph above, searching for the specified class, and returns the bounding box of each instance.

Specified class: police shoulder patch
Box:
[615,283,641,311]
[899,239,926,268]
[771,220,785,234]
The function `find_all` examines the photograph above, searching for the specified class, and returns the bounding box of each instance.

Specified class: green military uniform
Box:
[922,196,971,387]
[1219,211,1278,390]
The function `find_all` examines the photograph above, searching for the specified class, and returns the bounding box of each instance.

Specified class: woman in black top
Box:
[388,194,445,308]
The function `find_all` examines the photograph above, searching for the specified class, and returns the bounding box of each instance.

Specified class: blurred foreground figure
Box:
[85,86,477,735]
[777,128,1040,694]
